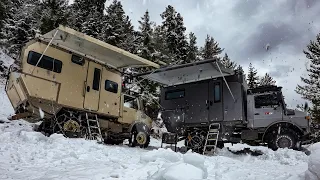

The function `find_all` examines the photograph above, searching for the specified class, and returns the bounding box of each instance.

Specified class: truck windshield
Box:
[124,95,139,110]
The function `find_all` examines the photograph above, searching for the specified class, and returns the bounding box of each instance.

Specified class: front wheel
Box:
[267,128,298,150]
[129,129,150,148]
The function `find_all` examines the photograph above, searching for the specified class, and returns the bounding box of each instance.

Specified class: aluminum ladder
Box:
[203,123,220,155]
[85,113,103,143]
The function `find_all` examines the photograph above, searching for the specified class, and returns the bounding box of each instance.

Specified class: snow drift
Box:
[305,143,320,180]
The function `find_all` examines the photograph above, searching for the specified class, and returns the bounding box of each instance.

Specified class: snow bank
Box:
[147,150,208,180]
[0,82,312,180]
[305,143,320,180]
[140,148,181,163]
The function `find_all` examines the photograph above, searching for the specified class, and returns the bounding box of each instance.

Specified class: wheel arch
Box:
[262,121,304,142]
[129,121,151,134]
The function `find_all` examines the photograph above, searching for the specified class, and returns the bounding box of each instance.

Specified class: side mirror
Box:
[304,102,309,112]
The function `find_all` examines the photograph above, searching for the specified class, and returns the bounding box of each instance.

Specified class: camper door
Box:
[84,61,102,111]
[183,81,209,124]
[208,80,224,121]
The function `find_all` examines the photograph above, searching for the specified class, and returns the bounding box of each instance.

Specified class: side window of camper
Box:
[105,80,118,93]
[214,82,221,102]
[165,89,185,100]
[92,68,101,91]
[27,51,62,73]
[71,54,85,66]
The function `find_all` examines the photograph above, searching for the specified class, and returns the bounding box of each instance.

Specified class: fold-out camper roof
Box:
[138,58,235,86]
[38,25,160,69]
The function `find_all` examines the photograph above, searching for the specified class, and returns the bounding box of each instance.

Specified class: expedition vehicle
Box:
[5,25,161,147]
[139,59,316,153]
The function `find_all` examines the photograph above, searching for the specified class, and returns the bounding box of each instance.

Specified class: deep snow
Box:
[0,80,319,179]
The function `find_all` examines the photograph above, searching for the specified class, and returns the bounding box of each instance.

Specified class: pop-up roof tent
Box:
[138,58,235,86]
[37,25,160,69]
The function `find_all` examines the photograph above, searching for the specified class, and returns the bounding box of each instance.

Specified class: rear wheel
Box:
[53,114,82,138]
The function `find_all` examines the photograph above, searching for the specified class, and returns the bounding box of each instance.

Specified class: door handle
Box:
[254,113,260,115]
[83,81,87,96]
[209,100,213,106]
[124,110,127,112]
[86,86,90,92]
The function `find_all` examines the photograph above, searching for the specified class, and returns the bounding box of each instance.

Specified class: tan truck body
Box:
[5,26,160,146]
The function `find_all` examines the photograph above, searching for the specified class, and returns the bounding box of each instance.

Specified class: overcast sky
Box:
[118,0,320,108]
[70,0,320,108]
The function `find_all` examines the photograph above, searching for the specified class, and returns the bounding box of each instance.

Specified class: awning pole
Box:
[31,30,59,74]
[215,61,236,103]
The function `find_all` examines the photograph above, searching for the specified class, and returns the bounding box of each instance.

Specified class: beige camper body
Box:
[5,26,159,147]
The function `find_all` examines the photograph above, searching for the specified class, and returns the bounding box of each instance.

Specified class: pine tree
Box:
[81,10,103,38]
[103,0,127,47]
[153,24,167,63]
[134,10,160,119]
[0,0,7,31]
[310,100,320,123]
[175,13,188,63]
[236,65,244,74]
[137,10,155,61]
[258,73,276,86]
[37,0,70,34]
[221,53,237,70]
[186,32,199,63]
[160,5,188,64]
[247,63,259,89]
[200,34,223,60]
[0,0,40,60]
[136,10,158,92]
[296,33,320,101]
[70,0,106,34]
[119,15,139,53]
[296,33,320,123]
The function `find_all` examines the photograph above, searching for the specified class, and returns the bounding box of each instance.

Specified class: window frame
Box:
[124,95,139,110]
[254,93,280,108]
[105,80,118,94]
[214,82,221,103]
[27,51,62,73]
[71,54,85,66]
[92,68,101,91]
[165,89,185,100]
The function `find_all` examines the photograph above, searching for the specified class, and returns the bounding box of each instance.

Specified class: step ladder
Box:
[85,113,103,143]
[203,123,220,155]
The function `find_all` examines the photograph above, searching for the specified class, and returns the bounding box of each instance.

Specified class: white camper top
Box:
[138,58,235,86]
[38,25,160,69]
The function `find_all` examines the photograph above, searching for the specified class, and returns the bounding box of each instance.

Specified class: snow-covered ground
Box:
[0,80,319,180]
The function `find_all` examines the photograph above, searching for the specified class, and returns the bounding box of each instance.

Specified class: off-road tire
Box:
[267,128,298,151]
[129,128,150,148]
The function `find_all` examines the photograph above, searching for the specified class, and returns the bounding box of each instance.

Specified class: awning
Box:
[138,58,235,86]
[37,25,160,69]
